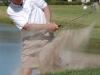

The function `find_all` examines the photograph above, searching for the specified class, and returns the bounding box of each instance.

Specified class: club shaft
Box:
[58,11,93,27]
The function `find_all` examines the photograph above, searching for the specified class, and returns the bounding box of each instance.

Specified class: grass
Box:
[51,5,100,28]
[91,28,100,39]
[0,6,14,26]
[50,5,100,54]
[0,5,100,27]
[39,67,100,75]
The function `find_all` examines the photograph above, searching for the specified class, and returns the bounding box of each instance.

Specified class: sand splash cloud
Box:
[12,23,100,75]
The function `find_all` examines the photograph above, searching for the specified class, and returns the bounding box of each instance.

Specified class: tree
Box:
[45,0,55,4]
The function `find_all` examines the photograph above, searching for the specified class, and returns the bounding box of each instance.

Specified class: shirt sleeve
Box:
[32,0,48,9]
[7,9,27,30]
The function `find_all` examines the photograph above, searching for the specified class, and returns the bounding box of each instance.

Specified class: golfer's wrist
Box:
[46,21,51,24]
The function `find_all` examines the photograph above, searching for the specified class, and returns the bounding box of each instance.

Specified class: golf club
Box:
[58,2,98,27]
[49,2,99,38]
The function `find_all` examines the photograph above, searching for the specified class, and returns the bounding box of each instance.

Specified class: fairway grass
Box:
[50,5,100,28]
[86,28,100,53]
[0,5,100,27]
[50,5,100,54]
[39,67,100,75]
[0,6,14,26]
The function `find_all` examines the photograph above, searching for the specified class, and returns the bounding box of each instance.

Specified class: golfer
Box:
[7,0,58,75]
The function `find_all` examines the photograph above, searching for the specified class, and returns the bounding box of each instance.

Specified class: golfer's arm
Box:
[23,23,58,31]
[43,6,52,23]
[23,23,50,31]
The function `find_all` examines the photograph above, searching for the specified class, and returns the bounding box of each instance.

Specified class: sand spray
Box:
[38,23,95,73]
[12,23,100,75]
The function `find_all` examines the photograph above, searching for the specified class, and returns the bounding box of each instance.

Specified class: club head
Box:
[91,2,99,12]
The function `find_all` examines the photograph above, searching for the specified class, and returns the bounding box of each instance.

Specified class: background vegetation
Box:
[45,0,99,5]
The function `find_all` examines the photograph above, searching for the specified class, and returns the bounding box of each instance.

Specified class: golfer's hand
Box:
[48,23,58,31]
[43,23,58,34]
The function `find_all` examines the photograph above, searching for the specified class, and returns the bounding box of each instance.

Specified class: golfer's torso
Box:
[8,0,47,38]
[10,1,31,22]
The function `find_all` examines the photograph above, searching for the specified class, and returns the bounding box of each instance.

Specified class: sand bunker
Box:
[38,23,100,73]
[12,23,100,75]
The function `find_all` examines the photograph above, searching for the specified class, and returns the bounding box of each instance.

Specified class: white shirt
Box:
[7,0,48,38]
[7,0,47,30]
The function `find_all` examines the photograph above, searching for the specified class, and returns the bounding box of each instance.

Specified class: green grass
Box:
[51,5,100,28]
[50,5,100,54]
[0,6,8,12]
[39,67,100,75]
[0,6,14,26]
[86,28,100,54]
[91,28,100,39]
[1,5,100,27]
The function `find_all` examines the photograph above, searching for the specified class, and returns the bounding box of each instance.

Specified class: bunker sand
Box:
[39,23,100,73]
[12,23,100,75]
